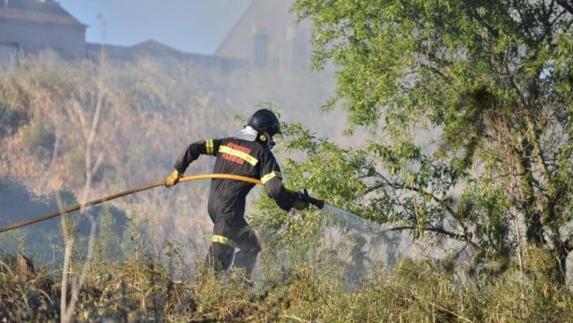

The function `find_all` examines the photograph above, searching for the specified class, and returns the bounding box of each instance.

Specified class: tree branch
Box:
[387,225,480,250]
[555,0,573,16]
[549,9,568,26]
[373,172,458,218]
[368,170,474,241]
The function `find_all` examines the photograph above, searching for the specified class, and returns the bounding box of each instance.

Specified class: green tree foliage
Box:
[293,0,573,280]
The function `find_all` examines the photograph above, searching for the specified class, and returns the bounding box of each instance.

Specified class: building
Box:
[215,0,312,70]
[0,0,86,64]
[0,0,312,71]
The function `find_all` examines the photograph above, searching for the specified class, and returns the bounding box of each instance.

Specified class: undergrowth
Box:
[2,246,573,322]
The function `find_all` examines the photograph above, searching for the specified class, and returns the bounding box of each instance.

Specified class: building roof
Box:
[85,40,248,70]
[131,40,189,60]
[0,0,86,27]
[86,40,191,61]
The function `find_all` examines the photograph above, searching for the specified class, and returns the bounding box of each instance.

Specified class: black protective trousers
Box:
[205,216,261,278]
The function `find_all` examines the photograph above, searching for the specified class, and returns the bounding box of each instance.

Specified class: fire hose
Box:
[0,173,263,234]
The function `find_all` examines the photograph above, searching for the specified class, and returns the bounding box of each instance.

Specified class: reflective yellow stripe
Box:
[205,139,215,155]
[261,171,281,184]
[212,235,236,248]
[219,145,258,166]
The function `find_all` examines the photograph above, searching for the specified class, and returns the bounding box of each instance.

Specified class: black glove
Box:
[297,189,325,209]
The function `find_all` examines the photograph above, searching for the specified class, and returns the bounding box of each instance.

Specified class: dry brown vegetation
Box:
[2,246,573,322]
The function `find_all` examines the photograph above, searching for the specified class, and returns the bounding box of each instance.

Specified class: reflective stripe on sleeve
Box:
[205,139,216,155]
[219,145,258,166]
[261,171,281,184]
[212,235,237,248]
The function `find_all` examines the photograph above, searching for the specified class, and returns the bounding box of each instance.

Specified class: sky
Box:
[58,0,252,55]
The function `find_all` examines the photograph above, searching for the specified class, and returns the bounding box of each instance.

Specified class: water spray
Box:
[320,204,385,235]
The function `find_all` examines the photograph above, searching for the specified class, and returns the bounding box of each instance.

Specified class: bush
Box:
[21,122,56,159]
[0,105,25,138]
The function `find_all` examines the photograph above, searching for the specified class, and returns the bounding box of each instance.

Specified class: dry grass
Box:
[2,250,573,322]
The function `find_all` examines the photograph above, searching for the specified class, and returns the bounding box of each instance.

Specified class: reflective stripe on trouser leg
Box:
[212,234,237,248]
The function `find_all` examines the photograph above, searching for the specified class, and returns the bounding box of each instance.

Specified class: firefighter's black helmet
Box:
[247,109,281,136]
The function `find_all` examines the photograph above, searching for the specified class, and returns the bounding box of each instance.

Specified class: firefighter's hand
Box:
[164,170,181,187]
[298,189,325,210]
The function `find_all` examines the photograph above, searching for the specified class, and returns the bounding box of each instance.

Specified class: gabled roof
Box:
[215,0,256,56]
[131,40,188,59]
[86,40,248,70]
[0,0,86,27]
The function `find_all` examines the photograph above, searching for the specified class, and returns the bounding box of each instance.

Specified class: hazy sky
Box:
[58,0,252,54]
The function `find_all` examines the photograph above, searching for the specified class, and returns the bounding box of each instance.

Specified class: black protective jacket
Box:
[174,137,301,222]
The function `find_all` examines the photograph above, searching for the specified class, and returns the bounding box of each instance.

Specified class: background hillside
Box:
[0,53,355,266]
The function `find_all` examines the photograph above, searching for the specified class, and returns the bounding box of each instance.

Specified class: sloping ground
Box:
[0,56,223,267]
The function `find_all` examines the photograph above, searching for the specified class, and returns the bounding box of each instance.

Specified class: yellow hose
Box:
[0,173,263,234]
[180,173,262,186]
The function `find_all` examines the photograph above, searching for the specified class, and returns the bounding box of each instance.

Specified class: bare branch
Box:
[555,0,573,15]
[373,172,456,216]
[550,9,568,26]
[61,25,108,322]
[386,225,480,250]
[63,214,97,321]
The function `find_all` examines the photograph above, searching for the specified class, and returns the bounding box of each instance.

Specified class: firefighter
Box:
[164,109,322,278]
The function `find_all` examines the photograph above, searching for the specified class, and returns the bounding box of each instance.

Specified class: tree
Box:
[292,0,573,281]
